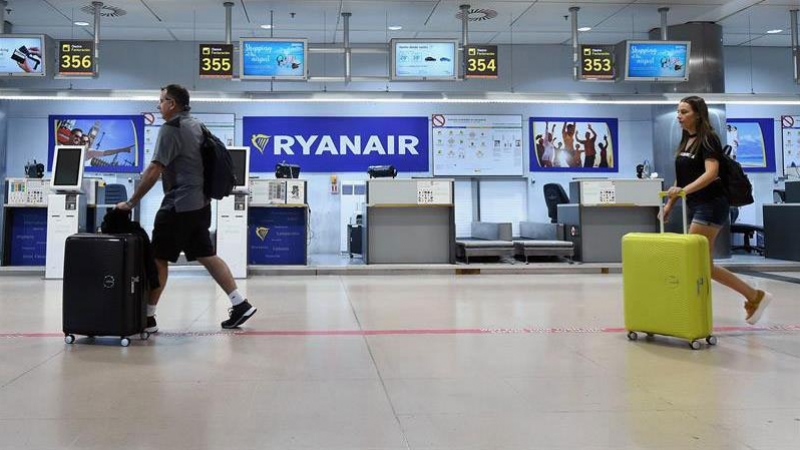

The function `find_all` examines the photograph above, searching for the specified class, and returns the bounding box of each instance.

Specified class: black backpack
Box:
[720,144,754,207]
[200,124,237,200]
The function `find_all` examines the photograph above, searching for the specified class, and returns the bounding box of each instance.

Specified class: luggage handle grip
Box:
[658,191,687,234]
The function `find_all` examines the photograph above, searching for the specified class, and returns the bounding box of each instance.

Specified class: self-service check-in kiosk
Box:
[216,147,250,279]
[46,145,88,279]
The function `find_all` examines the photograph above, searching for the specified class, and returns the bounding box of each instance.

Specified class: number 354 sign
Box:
[199,44,233,78]
[464,45,498,79]
[58,40,95,76]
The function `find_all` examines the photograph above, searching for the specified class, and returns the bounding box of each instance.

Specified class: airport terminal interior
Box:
[1,0,800,448]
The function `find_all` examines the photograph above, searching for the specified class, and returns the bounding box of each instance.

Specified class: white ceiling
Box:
[6,0,800,46]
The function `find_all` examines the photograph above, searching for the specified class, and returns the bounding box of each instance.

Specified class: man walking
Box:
[116,84,256,332]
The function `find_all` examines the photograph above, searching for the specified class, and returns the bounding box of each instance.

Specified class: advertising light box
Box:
[240,38,307,80]
[0,34,48,76]
[624,40,690,82]
[391,39,458,81]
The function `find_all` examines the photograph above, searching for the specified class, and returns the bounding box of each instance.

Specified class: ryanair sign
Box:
[243,116,429,172]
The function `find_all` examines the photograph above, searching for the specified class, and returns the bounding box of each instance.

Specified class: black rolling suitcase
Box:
[63,233,150,347]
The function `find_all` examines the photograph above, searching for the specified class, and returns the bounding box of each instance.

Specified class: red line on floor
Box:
[2,324,799,339]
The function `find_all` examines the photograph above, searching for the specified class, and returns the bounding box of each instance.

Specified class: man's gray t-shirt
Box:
[152,111,208,212]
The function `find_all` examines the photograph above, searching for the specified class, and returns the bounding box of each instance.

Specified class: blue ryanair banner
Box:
[243,116,429,173]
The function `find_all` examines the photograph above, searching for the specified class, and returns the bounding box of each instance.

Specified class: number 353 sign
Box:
[199,44,233,78]
[580,45,615,81]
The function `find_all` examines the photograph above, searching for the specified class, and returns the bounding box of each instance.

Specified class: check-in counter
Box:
[247,179,309,265]
[558,179,662,263]
[365,179,455,264]
[764,203,800,261]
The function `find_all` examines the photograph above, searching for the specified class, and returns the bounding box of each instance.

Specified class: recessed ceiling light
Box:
[74,21,90,26]
[578,27,592,32]
[767,29,783,34]
[260,24,273,29]
[388,25,402,31]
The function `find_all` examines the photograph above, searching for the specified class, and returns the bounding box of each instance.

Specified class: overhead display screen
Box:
[240,38,307,80]
[391,39,458,81]
[625,40,690,81]
[0,35,47,76]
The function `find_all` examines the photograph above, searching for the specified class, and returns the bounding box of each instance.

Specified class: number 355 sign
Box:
[199,44,233,78]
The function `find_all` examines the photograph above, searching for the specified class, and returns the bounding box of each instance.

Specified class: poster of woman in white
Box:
[530,118,618,172]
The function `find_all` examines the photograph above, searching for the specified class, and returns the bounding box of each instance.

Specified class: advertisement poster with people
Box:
[726,118,775,173]
[529,118,618,172]
[48,115,145,173]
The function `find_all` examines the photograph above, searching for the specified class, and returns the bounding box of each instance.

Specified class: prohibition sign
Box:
[782,115,794,128]
[431,114,446,127]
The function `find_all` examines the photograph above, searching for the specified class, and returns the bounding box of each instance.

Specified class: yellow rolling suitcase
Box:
[622,192,715,350]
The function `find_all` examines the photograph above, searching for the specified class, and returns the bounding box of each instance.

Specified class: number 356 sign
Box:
[58,40,95,76]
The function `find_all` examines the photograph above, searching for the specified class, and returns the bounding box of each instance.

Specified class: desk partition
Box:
[365,179,455,264]
[560,179,662,263]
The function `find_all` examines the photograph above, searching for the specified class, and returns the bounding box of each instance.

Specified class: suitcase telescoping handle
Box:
[658,191,687,234]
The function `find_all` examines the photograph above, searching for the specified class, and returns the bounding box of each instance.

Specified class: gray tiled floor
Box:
[0,272,797,449]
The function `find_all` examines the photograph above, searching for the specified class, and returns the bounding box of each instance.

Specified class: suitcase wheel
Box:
[120,338,130,347]
[689,340,702,350]
[140,332,151,341]
[64,334,75,345]
[626,331,638,341]
[706,336,718,346]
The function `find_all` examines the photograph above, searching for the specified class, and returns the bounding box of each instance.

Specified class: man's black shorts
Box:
[152,204,214,262]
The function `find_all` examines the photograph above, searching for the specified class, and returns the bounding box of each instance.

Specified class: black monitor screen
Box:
[229,149,247,187]
[53,147,83,187]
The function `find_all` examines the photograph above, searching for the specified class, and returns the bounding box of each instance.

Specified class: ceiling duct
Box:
[343,12,352,85]
[80,3,126,17]
[792,10,799,84]
[0,0,6,34]
[570,7,579,81]
[455,8,497,22]
[460,4,470,47]
[224,2,233,44]
[659,7,669,40]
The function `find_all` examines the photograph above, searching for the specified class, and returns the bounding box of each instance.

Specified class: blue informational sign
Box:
[9,208,47,266]
[727,118,776,173]
[48,115,145,174]
[0,35,45,75]
[248,207,307,265]
[393,40,457,79]
[625,41,690,80]
[241,39,306,79]
[244,116,430,173]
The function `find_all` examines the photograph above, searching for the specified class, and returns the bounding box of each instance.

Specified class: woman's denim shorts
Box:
[688,197,730,228]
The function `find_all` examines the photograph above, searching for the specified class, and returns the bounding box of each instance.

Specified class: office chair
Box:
[543,183,570,223]
[773,189,786,204]
[104,183,128,205]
